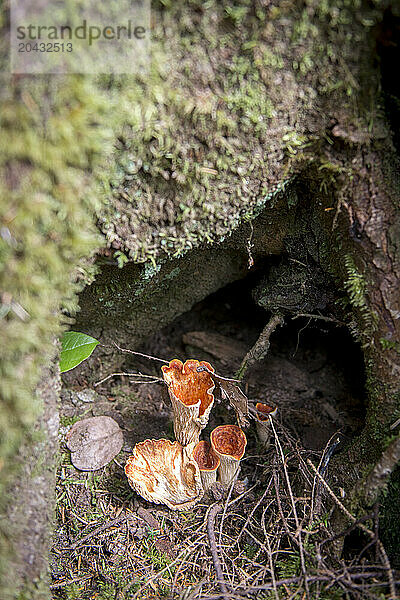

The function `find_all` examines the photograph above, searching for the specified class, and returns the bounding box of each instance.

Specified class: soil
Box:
[51,278,389,599]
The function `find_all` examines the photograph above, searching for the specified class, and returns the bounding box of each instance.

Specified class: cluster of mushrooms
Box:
[124,359,276,511]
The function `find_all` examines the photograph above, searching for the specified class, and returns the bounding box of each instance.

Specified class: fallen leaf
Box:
[196,366,250,428]
[66,416,123,471]
[216,377,250,428]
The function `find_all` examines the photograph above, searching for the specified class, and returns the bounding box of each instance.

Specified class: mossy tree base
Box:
[2,1,400,597]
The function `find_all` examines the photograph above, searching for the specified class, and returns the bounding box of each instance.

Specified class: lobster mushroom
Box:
[210,424,247,486]
[255,402,278,449]
[125,439,203,511]
[192,440,220,491]
[162,359,215,446]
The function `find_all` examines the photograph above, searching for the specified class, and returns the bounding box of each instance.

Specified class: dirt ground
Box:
[51,280,396,599]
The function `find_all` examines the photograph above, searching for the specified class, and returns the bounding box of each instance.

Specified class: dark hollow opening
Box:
[129,272,366,452]
[377,9,400,153]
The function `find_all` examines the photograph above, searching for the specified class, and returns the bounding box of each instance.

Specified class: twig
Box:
[309,433,342,523]
[262,508,280,600]
[207,504,230,599]
[236,314,284,380]
[196,365,241,383]
[292,317,312,358]
[270,418,310,598]
[230,478,273,548]
[307,459,396,600]
[292,313,345,325]
[218,480,236,548]
[112,342,169,363]
[50,574,94,589]
[94,371,163,387]
[198,570,400,599]
[390,417,400,430]
[66,513,137,551]
[130,532,207,599]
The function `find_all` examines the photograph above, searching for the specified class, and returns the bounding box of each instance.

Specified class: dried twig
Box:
[292,313,345,325]
[112,342,169,364]
[67,513,137,551]
[207,504,230,599]
[50,574,94,589]
[307,459,396,600]
[236,314,284,380]
[270,418,310,598]
[94,371,163,387]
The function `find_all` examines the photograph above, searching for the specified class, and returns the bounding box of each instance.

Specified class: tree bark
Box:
[2,1,400,596]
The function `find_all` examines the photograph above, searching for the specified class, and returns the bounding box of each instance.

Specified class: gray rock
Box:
[74,389,101,403]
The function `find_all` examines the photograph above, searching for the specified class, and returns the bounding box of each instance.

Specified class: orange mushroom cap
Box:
[193,441,220,472]
[210,424,247,461]
[161,359,215,416]
[125,438,202,510]
[256,402,278,422]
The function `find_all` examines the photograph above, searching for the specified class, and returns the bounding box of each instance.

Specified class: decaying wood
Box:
[182,331,248,366]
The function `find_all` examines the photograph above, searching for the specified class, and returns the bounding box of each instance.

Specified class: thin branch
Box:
[292,313,345,325]
[94,371,163,387]
[207,504,230,599]
[66,513,137,552]
[270,418,310,598]
[196,365,241,383]
[112,342,169,364]
[236,314,284,380]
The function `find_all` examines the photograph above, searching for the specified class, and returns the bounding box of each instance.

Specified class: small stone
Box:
[66,416,123,471]
[75,389,101,403]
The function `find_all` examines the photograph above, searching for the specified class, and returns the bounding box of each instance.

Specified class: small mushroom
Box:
[255,402,278,449]
[210,424,247,486]
[192,440,220,491]
[161,359,215,446]
[125,439,203,511]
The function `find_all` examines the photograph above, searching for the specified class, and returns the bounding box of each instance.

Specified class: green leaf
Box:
[59,331,99,373]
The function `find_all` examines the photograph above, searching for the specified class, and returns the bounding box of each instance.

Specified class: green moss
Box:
[380,338,400,354]
[343,255,378,345]
[0,71,160,597]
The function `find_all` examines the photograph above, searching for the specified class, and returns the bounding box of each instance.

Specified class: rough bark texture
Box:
[1,0,400,596]
[4,362,60,600]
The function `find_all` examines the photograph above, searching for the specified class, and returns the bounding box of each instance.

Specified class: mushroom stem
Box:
[200,470,218,490]
[218,455,240,486]
[169,393,203,446]
[210,425,247,487]
[256,420,271,447]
